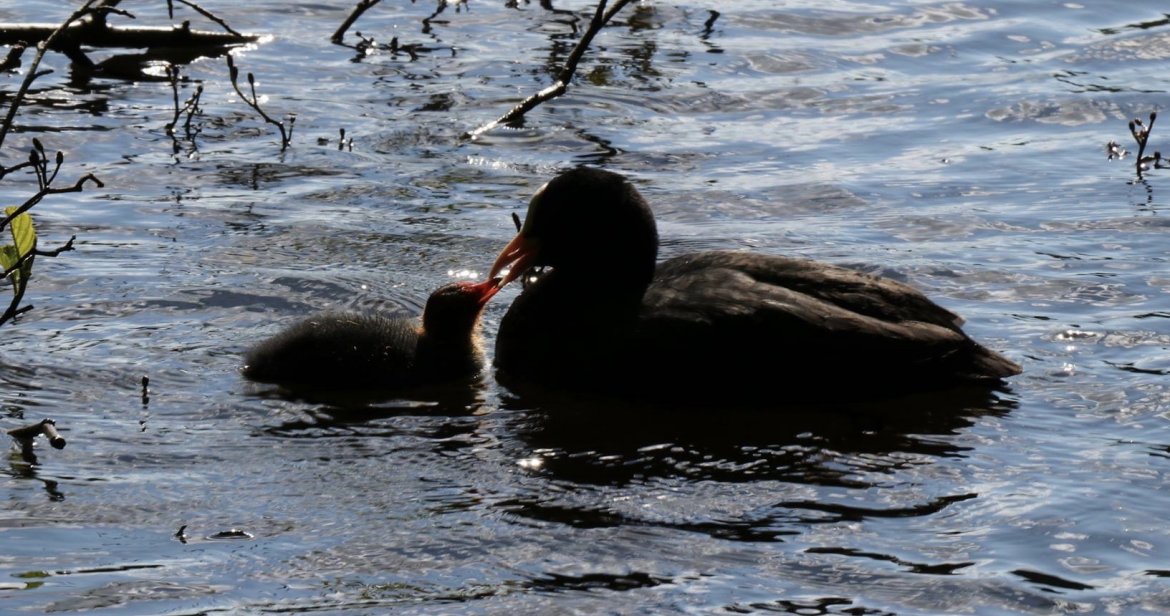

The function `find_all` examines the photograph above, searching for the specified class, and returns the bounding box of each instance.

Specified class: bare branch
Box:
[33,234,76,257]
[0,0,105,150]
[333,0,381,44]
[464,0,634,140]
[164,63,204,154]
[0,263,32,326]
[0,173,103,233]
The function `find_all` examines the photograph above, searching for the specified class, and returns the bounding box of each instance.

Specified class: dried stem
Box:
[164,63,204,156]
[1129,111,1163,178]
[0,276,32,325]
[33,235,76,258]
[0,233,76,280]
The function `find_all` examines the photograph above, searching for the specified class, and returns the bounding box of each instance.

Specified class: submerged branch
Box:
[0,43,26,72]
[0,20,258,51]
[7,419,67,464]
[7,419,67,449]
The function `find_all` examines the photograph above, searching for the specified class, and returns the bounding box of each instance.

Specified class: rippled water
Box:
[3,1,1170,614]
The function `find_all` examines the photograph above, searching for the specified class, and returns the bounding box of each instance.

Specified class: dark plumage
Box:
[488,167,1020,402]
[242,279,499,390]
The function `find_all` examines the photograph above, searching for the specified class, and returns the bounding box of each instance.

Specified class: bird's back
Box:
[634,251,1019,399]
[243,312,419,388]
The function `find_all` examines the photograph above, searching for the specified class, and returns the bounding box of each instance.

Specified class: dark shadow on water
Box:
[249,375,492,437]
[500,381,1018,486]
[494,382,1017,541]
[5,451,67,501]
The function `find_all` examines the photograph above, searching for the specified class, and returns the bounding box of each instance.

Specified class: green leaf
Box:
[2,206,36,286]
[0,244,17,272]
[5,206,36,257]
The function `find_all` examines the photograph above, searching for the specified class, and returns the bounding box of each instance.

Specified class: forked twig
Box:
[1111,111,1166,179]
[225,55,295,151]
[0,140,104,234]
[1129,112,1163,178]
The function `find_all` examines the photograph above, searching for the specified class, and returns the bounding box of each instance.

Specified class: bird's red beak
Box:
[489,233,540,289]
[464,277,503,306]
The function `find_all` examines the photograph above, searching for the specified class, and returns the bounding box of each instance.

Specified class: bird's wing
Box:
[639,253,974,377]
[651,251,965,330]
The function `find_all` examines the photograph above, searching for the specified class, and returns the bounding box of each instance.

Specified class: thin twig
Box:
[0,143,99,327]
[226,55,295,151]
[164,63,204,154]
[33,235,76,258]
[170,0,242,36]
[0,172,104,234]
[464,0,634,140]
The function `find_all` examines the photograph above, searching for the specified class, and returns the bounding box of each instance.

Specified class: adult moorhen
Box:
[488,168,1020,402]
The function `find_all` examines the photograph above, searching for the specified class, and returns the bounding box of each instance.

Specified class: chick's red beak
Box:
[489,233,540,289]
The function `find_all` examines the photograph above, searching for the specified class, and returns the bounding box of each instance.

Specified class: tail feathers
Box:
[959,342,1022,381]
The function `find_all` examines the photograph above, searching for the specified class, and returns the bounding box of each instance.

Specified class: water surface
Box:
[3,1,1170,614]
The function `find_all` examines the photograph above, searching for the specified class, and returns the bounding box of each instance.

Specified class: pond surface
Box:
[3,1,1170,614]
